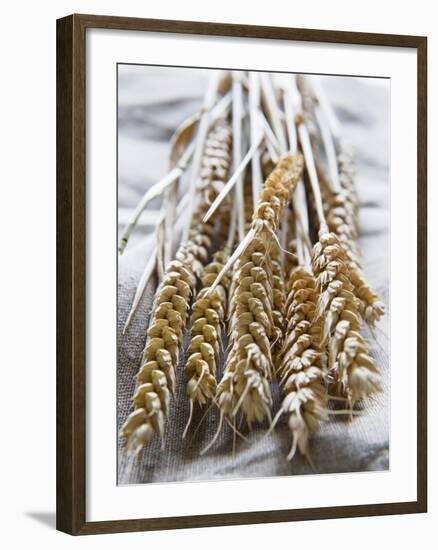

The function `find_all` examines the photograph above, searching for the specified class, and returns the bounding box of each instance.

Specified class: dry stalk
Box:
[118,141,195,255]
[232,73,246,241]
[249,72,263,206]
[211,153,304,439]
[243,177,255,230]
[296,75,317,121]
[182,72,230,243]
[296,75,341,194]
[120,120,232,455]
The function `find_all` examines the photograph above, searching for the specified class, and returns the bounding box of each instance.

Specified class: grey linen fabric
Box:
[117,66,390,484]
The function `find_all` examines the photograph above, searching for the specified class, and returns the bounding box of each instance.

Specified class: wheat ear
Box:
[336,140,359,222]
[319,146,385,327]
[318,163,361,266]
[337,142,384,326]
[120,120,232,455]
[213,153,304,433]
[293,78,383,405]
[272,267,327,460]
[311,230,381,405]
[293,91,382,405]
[183,248,231,435]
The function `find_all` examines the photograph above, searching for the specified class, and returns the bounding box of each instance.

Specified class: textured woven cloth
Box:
[117,66,390,484]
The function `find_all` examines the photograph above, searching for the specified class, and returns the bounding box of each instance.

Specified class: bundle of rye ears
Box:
[119,71,385,463]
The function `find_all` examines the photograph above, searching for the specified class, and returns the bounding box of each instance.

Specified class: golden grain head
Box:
[185,249,230,409]
[252,153,304,231]
[318,161,385,328]
[274,267,327,459]
[311,230,381,404]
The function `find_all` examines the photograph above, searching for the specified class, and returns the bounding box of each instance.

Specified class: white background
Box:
[0,0,435,548]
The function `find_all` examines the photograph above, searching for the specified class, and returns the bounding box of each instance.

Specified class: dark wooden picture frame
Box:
[56,13,427,535]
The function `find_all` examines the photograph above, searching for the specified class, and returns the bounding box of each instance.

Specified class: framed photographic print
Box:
[56,14,427,535]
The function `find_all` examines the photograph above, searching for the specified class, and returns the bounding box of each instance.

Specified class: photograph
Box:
[116,65,390,485]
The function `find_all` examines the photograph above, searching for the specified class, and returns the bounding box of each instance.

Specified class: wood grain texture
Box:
[56,13,427,535]
[56,14,86,534]
[416,36,427,514]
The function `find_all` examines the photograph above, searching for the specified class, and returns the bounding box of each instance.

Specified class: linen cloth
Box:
[117,66,390,484]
